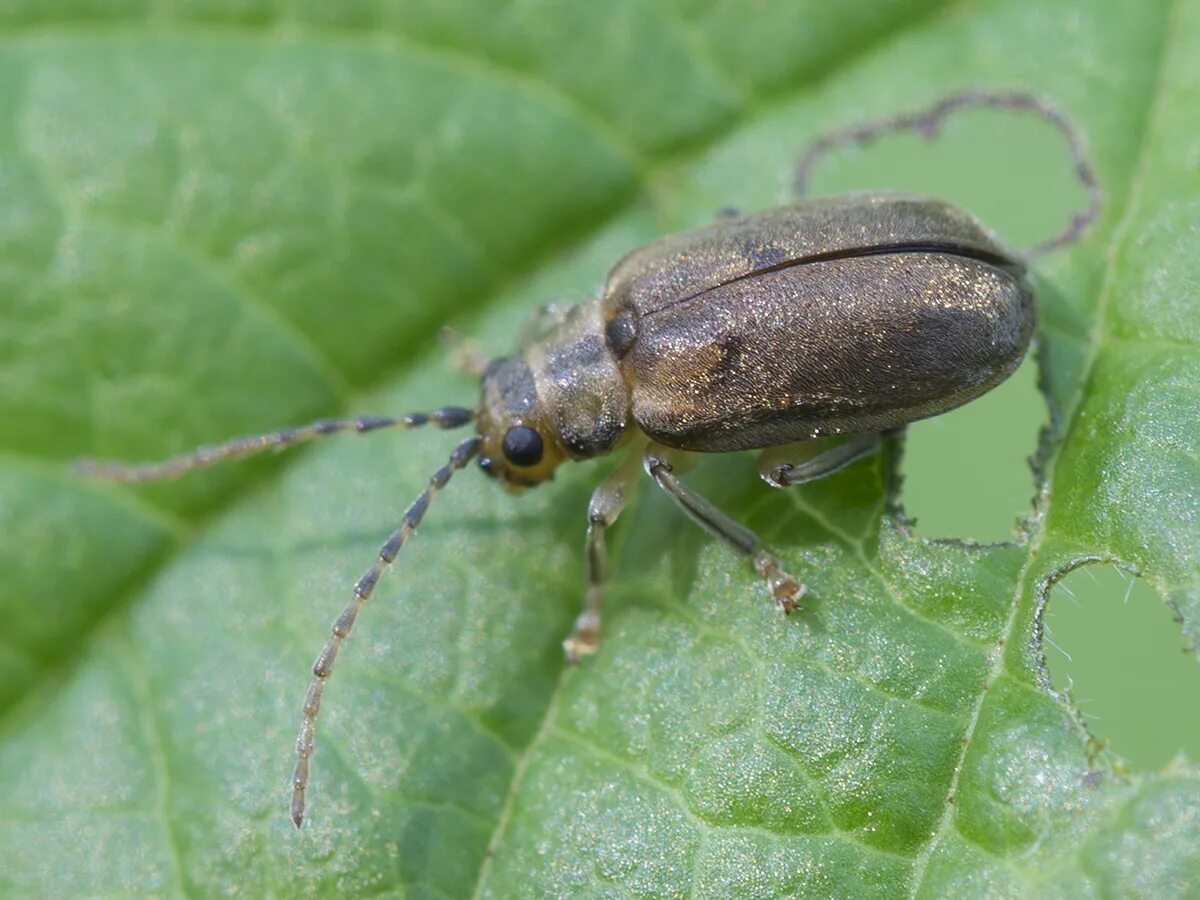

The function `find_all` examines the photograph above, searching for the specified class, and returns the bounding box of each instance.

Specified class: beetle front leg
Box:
[644,447,804,613]
[758,433,882,489]
[563,449,644,663]
[518,301,573,350]
[439,327,488,378]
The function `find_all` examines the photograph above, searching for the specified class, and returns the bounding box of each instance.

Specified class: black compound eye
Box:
[501,426,544,467]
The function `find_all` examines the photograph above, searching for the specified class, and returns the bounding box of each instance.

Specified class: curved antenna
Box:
[291,434,482,828]
[74,407,475,483]
[793,90,1101,259]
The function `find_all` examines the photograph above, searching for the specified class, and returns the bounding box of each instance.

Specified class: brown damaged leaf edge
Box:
[73,90,1100,829]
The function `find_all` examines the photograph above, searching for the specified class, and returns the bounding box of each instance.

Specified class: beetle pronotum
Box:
[77,90,1100,827]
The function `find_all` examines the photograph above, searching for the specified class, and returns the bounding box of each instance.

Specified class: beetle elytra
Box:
[76,90,1100,827]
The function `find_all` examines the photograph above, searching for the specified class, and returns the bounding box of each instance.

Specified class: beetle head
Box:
[476,356,567,491]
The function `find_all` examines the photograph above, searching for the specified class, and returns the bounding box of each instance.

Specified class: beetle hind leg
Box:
[758,433,882,489]
[644,447,804,614]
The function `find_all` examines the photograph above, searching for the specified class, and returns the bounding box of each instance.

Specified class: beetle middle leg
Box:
[644,446,804,613]
[757,433,883,489]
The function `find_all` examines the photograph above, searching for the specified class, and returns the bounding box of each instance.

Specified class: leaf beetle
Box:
[77,90,1100,827]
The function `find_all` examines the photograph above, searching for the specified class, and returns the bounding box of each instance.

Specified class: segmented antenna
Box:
[291,434,483,828]
[793,89,1101,259]
[74,407,475,483]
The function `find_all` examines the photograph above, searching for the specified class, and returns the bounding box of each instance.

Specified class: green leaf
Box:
[1,0,1197,896]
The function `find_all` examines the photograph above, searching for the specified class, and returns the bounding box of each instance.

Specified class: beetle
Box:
[76,90,1100,827]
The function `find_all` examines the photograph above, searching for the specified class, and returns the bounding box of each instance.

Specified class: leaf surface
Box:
[0,1,1197,896]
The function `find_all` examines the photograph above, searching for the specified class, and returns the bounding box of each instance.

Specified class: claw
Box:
[755,552,805,614]
[563,611,600,665]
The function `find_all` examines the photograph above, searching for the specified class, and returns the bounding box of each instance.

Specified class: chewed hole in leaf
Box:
[801,100,1091,542]
[799,96,1092,250]
[1046,564,1200,770]
[900,354,1043,541]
